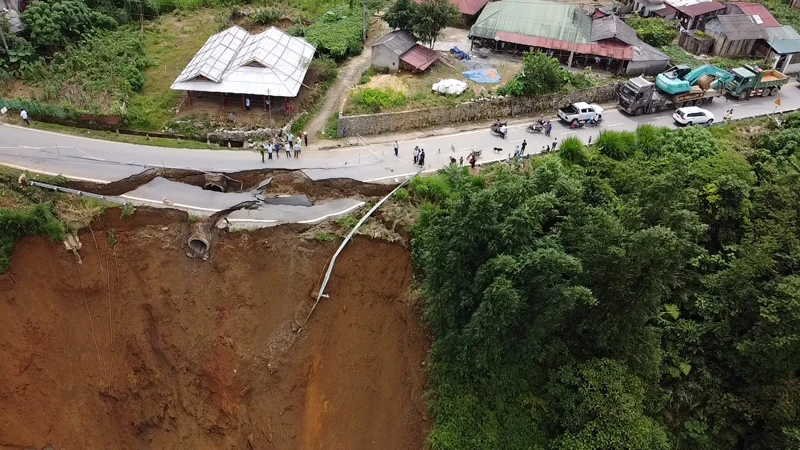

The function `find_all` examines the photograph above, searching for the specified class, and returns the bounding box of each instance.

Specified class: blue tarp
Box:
[450,46,470,60]
[462,68,502,84]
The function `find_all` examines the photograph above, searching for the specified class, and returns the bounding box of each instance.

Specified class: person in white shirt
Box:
[266,142,273,160]
[20,109,29,125]
[293,141,301,158]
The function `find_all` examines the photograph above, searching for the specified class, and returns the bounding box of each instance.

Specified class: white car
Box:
[673,106,714,126]
[558,102,604,124]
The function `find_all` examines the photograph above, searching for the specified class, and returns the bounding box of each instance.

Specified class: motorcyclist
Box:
[586,117,595,127]
[500,124,508,138]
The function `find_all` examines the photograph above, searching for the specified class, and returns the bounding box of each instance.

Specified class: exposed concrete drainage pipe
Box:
[203,173,227,192]
[187,224,211,260]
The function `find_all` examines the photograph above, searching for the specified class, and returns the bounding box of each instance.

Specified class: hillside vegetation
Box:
[411,117,800,450]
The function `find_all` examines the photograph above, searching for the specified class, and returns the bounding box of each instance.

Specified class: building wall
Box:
[371,45,401,72]
[711,35,756,57]
[338,84,619,137]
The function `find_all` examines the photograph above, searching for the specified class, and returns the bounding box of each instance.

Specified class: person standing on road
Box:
[469,154,476,169]
[274,142,280,159]
[459,156,464,166]
[393,140,399,157]
[413,146,419,164]
[521,139,527,155]
[418,149,425,167]
[286,141,292,158]
[514,145,521,158]
[267,142,273,160]
[245,97,251,111]
[294,140,301,158]
[552,138,558,151]
[259,142,266,163]
[545,121,552,137]
[304,131,308,147]
[20,109,29,125]
[287,131,294,149]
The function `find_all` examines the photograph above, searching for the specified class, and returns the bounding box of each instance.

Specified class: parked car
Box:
[558,102,604,125]
[673,106,714,126]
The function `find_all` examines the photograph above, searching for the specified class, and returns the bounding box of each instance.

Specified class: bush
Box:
[352,87,407,113]
[626,17,678,47]
[309,55,338,83]
[251,8,283,26]
[22,0,118,48]
[394,187,410,201]
[596,130,638,160]
[305,8,364,59]
[410,174,452,204]
[0,204,65,273]
[558,136,587,165]
[359,67,378,85]
[0,98,80,119]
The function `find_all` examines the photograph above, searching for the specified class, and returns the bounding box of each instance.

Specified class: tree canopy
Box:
[411,113,800,449]
[384,0,460,47]
[626,16,678,47]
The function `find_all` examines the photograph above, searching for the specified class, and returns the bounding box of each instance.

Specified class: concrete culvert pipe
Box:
[187,224,212,259]
[203,173,227,192]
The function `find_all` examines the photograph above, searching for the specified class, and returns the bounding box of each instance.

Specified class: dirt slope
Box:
[0,211,428,449]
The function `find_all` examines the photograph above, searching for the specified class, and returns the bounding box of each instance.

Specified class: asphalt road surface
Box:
[2,82,799,220]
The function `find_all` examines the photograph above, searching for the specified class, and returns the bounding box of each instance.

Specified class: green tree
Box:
[516,52,566,96]
[412,0,461,48]
[627,16,678,47]
[384,0,416,31]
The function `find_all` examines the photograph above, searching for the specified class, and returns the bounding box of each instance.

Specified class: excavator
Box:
[656,65,734,95]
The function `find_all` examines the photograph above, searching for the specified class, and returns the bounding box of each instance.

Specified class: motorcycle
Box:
[526,123,544,134]
[469,149,482,159]
[490,122,508,139]
[570,117,602,129]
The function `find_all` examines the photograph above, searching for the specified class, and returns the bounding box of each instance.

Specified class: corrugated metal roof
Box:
[171,26,315,98]
[471,0,590,44]
[414,0,490,16]
[373,30,416,55]
[591,15,639,46]
[666,0,710,8]
[632,41,670,62]
[707,14,766,40]
[495,31,633,59]
[400,44,439,71]
[766,25,800,54]
[676,1,725,16]
[654,4,677,16]
[728,2,781,27]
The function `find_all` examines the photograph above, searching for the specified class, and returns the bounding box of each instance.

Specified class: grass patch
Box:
[322,113,339,139]
[125,8,227,131]
[334,213,359,229]
[314,231,339,242]
[659,45,701,67]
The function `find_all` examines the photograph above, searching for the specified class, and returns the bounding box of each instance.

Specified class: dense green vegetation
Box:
[385,0,460,48]
[499,53,603,97]
[411,117,800,449]
[351,87,408,113]
[626,17,677,47]
[0,204,65,272]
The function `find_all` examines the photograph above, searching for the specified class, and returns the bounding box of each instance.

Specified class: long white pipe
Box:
[296,171,419,335]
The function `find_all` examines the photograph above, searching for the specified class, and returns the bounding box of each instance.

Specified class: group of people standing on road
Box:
[258,130,307,162]
[412,144,426,167]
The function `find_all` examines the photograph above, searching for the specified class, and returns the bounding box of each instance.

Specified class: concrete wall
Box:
[371,45,401,72]
[338,84,619,137]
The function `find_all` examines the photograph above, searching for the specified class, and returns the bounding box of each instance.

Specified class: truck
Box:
[618,75,725,116]
[557,102,604,125]
[724,65,788,100]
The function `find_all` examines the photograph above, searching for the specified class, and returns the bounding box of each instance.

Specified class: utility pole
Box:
[362,0,367,42]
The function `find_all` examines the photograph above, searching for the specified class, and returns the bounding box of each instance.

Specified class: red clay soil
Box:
[0,212,429,450]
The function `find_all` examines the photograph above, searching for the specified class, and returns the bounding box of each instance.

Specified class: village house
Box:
[469,0,668,75]
[415,0,490,26]
[670,0,726,31]
[170,26,315,111]
[370,30,439,73]
[704,14,767,57]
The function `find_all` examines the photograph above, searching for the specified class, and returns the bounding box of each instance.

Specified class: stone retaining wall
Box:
[337,83,620,137]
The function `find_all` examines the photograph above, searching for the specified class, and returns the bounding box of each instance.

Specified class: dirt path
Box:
[307,18,390,140]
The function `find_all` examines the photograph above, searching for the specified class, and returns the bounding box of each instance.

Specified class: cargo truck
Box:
[724,66,788,99]
[618,76,724,116]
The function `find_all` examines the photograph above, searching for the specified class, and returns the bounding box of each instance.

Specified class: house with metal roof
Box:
[370,30,439,72]
[726,2,782,28]
[469,0,668,75]
[705,14,767,56]
[171,26,315,109]
[670,0,726,30]
[759,25,800,73]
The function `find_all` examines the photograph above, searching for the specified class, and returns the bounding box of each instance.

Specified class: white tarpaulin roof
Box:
[171,26,315,98]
